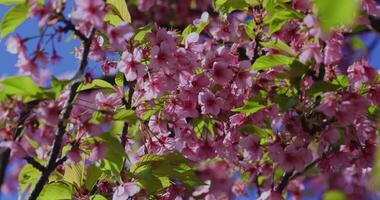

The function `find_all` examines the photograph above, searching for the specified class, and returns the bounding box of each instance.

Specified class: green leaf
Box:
[64,163,84,189]
[130,152,202,193]
[323,190,347,200]
[239,125,271,138]
[0,76,44,102]
[134,165,168,194]
[332,75,350,88]
[0,3,29,38]
[113,108,137,122]
[49,76,70,99]
[260,39,296,56]
[84,165,102,191]
[351,36,365,50]
[314,0,360,32]
[306,81,340,96]
[214,0,250,14]
[104,12,123,26]
[18,164,41,194]
[38,183,72,200]
[90,195,108,200]
[243,19,256,40]
[115,72,124,87]
[134,24,153,43]
[232,99,266,115]
[371,143,380,190]
[192,118,206,138]
[0,0,25,5]
[262,0,302,35]
[273,93,297,112]
[107,0,131,23]
[77,79,114,92]
[251,55,295,71]
[100,132,127,179]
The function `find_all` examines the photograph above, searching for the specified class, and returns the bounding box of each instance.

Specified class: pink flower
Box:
[143,75,167,100]
[269,144,312,172]
[50,49,62,64]
[362,0,380,16]
[232,181,247,197]
[107,23,134,51]
[347,60,377,89]
[239,135,262,160]
[35,101,60,126]
[138,0,156,12]
[89,142,107,162]
[304,14,322,38]
[175,91,199,119]
[198,90,224,115]
[29,1,52,27]
[150,43,176,74]
[6,36,26,54]
[95,92,121,110]
[72,0,105,28]
[292,0,310,11]
[211,62,234,85]
[324,32,344,65]
[68,146,82,163]
[16,54,38,76]
[148,115,167,134]
[320,125,340,144]
[118,48,146,81]
[113,182,140,200]
[34,49,48,66]
[299,43,323,64]
[229,113,247,128]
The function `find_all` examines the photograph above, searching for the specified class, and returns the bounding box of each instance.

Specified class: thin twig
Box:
[27,29,94,200]
[24,156,45,172]
[120,81,136,147]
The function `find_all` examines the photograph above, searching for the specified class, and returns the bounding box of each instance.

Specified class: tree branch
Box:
[27,29,95,200]
[24,156,45,172]
[120,81,136,147]
[13,100,39,141]
[0,147,10,190]
[275,171,293,193]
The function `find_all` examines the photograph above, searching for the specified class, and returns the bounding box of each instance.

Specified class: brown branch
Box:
[275,171,293,193]
[0,147,10,190]
[27,29,95,200]
[120,81,136,147]
[275,147,337,193]
[24,156,45,172]
[13,100,39,141]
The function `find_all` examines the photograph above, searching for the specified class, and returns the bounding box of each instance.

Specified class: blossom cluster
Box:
[0,0,380,199]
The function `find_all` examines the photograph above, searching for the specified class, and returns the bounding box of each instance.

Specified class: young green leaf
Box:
[18,164,41,194]
[232,99,266,115]
[314,0,360,32]
[38,183,73,200]
[0,3,29,38]
[107,0,131,23]
[260,39,296,56]
[77,79,114,92]
[251,55,295,71]
[113,108,137,122]
[0,0,24,5]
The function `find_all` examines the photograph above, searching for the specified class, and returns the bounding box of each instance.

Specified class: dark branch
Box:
[24,156,45,172]
[27,29,95,200]
[275,171,293,193]
[0,147,11,189]
[120,81,136,147]
[13,100,39,141]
